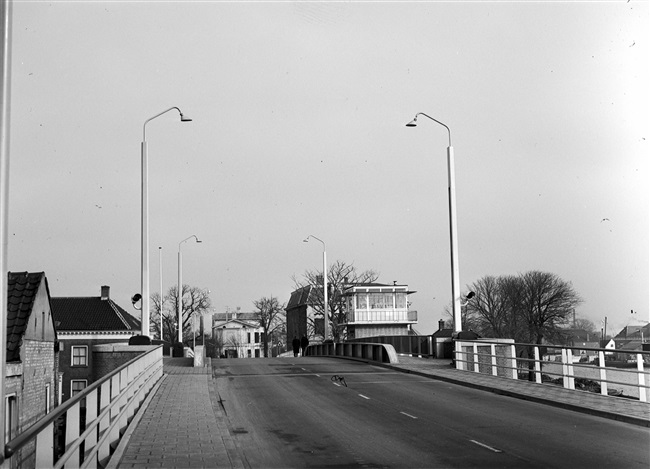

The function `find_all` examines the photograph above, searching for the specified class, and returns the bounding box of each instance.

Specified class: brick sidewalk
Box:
[111,360,246,469]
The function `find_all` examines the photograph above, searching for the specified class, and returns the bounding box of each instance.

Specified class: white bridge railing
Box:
[455,339,650,402]
[3,345,163,468]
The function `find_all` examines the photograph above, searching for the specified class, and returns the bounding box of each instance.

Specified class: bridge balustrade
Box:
[3,345,163,468]
[455,339,650,402]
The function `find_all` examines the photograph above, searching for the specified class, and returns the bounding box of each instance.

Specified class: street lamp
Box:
[140,107,192,338]
[159,246,164,341]
[406,112,463,333]
[178,235,201,343]
[303,235,328,341]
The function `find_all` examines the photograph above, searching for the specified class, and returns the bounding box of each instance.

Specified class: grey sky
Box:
[7,1,648,335]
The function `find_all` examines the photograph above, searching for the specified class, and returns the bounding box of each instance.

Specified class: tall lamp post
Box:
[141,107,191,337]
[158,246,164,341]
[303,235,328,341]
[178,235,201,343]
[406,113,463,333]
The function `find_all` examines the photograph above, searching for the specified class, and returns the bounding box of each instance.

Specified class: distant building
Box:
[339,283,417,339]
[50,285,140,402]
[285,286,319,345]
[212,309,264,358]
[614,323,650,341]
[5,272,59,467]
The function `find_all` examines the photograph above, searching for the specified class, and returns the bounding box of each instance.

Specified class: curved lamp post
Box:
[303,235,328,341]
[140,107,191,337]
[406,113,462,333]
[178,235,201,343]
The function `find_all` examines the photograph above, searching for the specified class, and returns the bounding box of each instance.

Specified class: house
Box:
[212,309,264,358]
[339,282,417,339]
[50,285,140,402]
[614,323,650,341]
[5,272,58,465]
[285,285,319,345]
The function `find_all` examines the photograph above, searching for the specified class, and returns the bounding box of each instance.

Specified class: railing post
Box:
[84,389,98,469]
[34,422,54,469]
[472,343,479,373]
[561,349,569,388]
[510,344,517,379]
[567,349,575,390]
[65,402,81,468]
[598,351,608,396]
[534,346,542,384]
[490,344,497,376]
[637,353,647,402]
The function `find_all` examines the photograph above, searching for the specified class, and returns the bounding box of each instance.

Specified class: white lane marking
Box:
[301,368,306,371]
[358,394,370,400]
[315,374,320,377]
[332,382,341,387]
[400,412,418,419]
[470,440,503,453]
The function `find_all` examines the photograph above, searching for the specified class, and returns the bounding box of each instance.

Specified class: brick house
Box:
[50,285,140,402]
[5,272,59,465]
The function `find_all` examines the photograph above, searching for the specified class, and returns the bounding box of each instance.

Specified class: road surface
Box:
[213,357,649,468]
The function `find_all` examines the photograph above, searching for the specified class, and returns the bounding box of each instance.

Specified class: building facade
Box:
[5,272,59,467]
[50,285,140,402]
[212,310,264,358]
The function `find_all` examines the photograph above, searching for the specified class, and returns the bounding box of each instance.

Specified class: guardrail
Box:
[3,345,163,468]
[347,335,435,357]
[306,342,399,364]
[454,339,650,402]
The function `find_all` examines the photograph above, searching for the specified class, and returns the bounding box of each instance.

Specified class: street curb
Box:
[378,363,650,428]
[105,374,167,469]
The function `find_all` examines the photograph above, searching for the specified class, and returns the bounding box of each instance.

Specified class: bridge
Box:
[3,342,650,468]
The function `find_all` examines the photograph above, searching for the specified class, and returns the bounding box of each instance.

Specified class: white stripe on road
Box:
[358,394,370,400]
[400,412,418,419]
[470,440,503,453]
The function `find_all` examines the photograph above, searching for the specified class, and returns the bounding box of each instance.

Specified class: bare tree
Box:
[151,285,212,345]
[253,296,286,357]
[293,260,379,342]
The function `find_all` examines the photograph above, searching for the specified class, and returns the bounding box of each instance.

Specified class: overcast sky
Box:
[7,1,648,336]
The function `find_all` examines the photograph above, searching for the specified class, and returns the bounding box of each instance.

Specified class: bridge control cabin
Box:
[340,283,417,339]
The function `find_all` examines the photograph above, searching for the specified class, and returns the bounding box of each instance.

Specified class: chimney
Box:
[438,319,445,331]
[101,285,110,300]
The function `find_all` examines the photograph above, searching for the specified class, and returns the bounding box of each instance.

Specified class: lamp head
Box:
[405,116,418,127]
[180,113,192,122]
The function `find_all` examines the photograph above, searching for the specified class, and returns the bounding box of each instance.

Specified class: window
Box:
[71,380,87,397]
[71,346,88,366]
[254,332,260,343]
[45,383,51,414]
[5,394,17,444]
[356,294,367,309]
[396,293,406,308]
[247,332,251,344]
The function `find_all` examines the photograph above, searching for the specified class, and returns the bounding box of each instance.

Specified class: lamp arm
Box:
[143,107,183,141]
[414,112,452,146]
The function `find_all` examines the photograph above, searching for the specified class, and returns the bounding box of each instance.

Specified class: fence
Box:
[307,342,398,364]
[455,339,650,402]
[347,335,435,357]
[3,345,163,468]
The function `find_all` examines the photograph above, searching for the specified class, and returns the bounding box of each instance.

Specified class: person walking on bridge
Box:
[300,336,309,357]
[292,336,300,357]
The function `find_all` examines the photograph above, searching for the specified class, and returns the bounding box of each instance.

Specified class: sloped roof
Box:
[213,312,260,322]
[51,296,140,332]
[6,272,49,362]
[286,285,313,310]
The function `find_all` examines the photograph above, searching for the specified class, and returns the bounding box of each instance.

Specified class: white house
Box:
[212,310,264,358]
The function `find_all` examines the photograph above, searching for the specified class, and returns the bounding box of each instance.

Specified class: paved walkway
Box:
[111,358,246,469]
[111,355,649,468]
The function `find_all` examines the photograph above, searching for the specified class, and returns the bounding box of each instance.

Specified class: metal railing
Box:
[3,345,163,468]
[454,339,650,402]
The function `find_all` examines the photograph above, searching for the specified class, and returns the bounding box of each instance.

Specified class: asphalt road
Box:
[213,357,650,469]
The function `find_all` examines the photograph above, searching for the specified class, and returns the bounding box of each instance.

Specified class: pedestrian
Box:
[300,336,309,357]
[292,336,300,357]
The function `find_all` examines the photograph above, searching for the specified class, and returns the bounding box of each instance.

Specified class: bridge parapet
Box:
[307,342,399,364]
